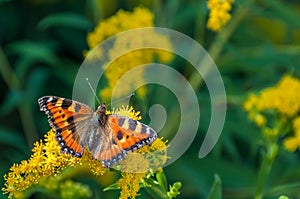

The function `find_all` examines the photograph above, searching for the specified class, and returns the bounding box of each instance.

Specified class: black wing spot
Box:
[112,139,117,145]
[74,103,81,112]
[118,117,125,126]
[141,124,147,134]
[51,97,58,105]
[62,114,65,118]
[62,98,72,109]
[149,128,156,137]
[67,116,74,124]
[117,131,123,140]
[128,119,137,131]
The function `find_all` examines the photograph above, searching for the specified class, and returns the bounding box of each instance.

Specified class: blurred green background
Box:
[1,0,300,198]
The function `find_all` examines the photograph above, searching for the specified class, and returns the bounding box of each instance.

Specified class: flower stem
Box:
[254,142,278,199]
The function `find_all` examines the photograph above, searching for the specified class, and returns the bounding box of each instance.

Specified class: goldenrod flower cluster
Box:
[110,106,168,198]
[2,129,106,198]
[207,0,235,32]
[86,7,173,101]
[108,105,142,121]
[3,105,168,199]
[118,138,167,199]
[283,117,300,152]
[244,75,300,152]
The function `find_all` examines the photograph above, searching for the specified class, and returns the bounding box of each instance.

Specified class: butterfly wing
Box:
[38,96,94,157]
[93,114,157,167]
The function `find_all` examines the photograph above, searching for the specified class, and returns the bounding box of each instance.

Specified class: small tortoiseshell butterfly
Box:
[38,96,157,168]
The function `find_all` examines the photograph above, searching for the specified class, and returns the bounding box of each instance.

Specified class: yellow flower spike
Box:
[207,0,235,32]
[249,112,266,127]
[121,153,150,173]
[118,172,146,199]
[244,75,300,118]
[81,149,108,176]
[283,136,300,152]
[107,106,168,198]
[2,130,97,198]
[108,105,142,121]
[244,75,300,153]
[255,75,300,116]
[86,7,173,101]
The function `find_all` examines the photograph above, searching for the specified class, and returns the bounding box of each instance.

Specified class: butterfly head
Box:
[96,103,108,126]
[97,103,107,114]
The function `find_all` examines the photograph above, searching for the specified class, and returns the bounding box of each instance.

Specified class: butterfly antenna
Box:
[108,93,135,107]
[86,78,101,104]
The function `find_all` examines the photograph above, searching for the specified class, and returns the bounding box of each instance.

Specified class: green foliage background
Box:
[1,0,300,198]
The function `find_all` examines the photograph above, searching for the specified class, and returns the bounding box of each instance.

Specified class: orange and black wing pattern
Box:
[96,115,157,167]
[38,96,94,157]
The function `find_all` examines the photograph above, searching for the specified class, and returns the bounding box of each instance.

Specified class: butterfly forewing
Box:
[38,96,94,157]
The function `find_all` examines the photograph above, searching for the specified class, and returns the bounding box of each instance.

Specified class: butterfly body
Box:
[38,96,157,168]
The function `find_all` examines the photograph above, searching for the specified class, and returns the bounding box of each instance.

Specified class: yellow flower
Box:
[207,0,235,32]
[248,112,267,127]
[108,105,142,121]
[2,130,106,198]
[109,107,168,198]
[244,75,300,118]
[257,76,300,116]
[283,117,300,151]
[244,75,300,152]
[243,93,259,112]
[118,172,145,199]
[86,7,173,101]
[117,138,168,198]
[283,136,300,152]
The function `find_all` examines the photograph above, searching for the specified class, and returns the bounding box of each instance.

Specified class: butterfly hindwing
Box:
[38,96,94,157]
[108,115,157,152]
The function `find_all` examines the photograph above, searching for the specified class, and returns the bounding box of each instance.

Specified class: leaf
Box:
[0,89,23,116]
[207,174,222,199]
[263,0,300,28]
[103,182,120,191]
[7,41,59,82]
[156,171,168,191]
[0,126,28,152]
[144,178,169,199]
[38,13,93,31]
[26,67,49,102]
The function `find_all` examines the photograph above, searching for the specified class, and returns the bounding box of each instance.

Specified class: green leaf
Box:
[0,89,23,116]
[144,178,169,199]
[7,41,59,82]
[103,182,120,191]
[156,171,168,191]
[207,174,222,199]
[0,126,28,152]
[38,13,93,31]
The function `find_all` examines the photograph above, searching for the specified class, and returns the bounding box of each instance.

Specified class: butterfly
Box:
[38,96,157,168]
